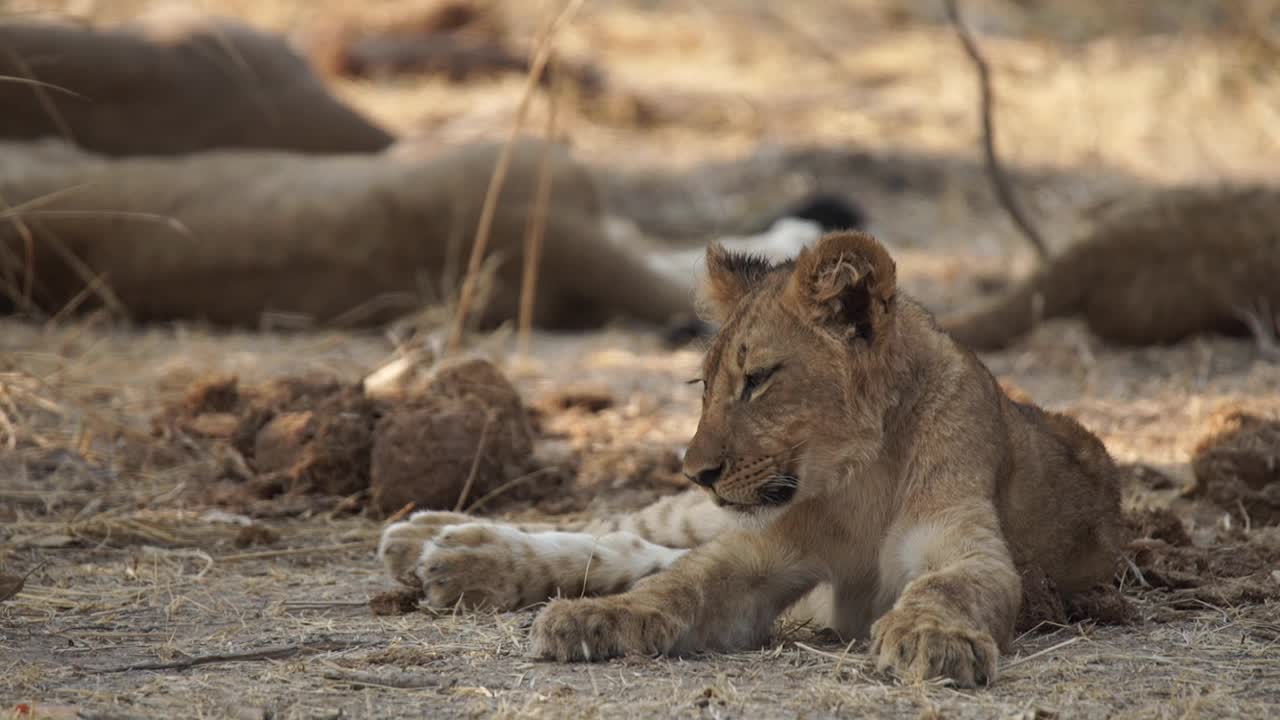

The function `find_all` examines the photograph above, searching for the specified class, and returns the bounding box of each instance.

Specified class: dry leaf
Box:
[1,562,47,602]
[0,572,26,602]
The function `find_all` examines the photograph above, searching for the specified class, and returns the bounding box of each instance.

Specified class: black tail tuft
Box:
[776,193,866,233]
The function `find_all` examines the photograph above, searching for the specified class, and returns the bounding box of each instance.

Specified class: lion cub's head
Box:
[683,231,900,514]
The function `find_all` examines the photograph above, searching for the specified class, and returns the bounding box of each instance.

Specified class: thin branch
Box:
[90,639,366,673]
[943,0,1049,262]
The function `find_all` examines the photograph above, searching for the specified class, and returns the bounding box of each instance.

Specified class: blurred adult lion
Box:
[0,138,696,330]
[941,185,1280,351]
[0,10,393,155]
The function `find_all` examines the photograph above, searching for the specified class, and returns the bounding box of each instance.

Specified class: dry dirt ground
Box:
[4,1,1280,718]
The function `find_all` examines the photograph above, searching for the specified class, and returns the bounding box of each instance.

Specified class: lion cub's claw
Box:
[871,608,999,688]
[530,597,683,662]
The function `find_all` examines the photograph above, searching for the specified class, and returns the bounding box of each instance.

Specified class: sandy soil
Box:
[3,1,1280,718]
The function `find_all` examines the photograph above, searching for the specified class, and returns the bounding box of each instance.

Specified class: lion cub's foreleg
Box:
[531,529,821,661]
[378,511,687,610]
[871,502,1021,688]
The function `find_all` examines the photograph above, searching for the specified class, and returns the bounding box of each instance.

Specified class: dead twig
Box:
[90,638,366,673]
[320,666,440,690]
[463,466,559,514]
[215,541,370,563]
[1001,635,1085,672]
[453,412,495,512]
[943,0,1049,262]
[383,502,417,526]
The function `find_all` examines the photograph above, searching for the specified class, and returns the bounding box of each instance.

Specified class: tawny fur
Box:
[0,11,392,155]
[0,138,694,330]
[305,0,602,96]
[379,231,1123,688]
[942,185,1280,350]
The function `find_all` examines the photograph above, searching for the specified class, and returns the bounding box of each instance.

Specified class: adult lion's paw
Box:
[871,607,999,688]
[530,597,684,662]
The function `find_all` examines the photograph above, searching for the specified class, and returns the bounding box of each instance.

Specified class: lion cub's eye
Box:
[740,364,781,402]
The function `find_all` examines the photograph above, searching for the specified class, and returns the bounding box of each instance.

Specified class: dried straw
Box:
[444,0,587,355]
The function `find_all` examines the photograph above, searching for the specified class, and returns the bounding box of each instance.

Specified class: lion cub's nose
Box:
[687,461,725,488]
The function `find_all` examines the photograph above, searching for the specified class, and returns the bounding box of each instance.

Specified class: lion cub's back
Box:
[998,399,1124,595]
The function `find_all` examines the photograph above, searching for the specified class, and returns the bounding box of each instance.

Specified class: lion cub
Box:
[380,231,1122,687]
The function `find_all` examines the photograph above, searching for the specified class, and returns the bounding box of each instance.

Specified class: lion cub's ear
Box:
[786,231,897,344]
[699,242,782,323]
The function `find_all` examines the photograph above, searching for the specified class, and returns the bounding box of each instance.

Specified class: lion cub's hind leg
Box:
[379,511,688,611]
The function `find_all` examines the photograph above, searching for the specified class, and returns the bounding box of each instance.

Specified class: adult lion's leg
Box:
[530,529,821,661]
[871,502,1021,688]
[533,213,699,328]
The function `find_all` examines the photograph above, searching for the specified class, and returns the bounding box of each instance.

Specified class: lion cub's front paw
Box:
[416,523,545,611]
[530,597,684,662]
[378,511,476,589]
[871,607,999,688]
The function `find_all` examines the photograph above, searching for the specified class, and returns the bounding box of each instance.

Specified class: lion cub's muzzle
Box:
[701,454,799,511]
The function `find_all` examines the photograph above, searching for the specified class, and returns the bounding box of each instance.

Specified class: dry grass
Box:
[445,0,584,354]
[4,319,1279,718]
[3,0,1280,717]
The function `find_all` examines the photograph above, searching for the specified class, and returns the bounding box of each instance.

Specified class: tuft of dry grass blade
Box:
[0,74,88,99]
[1,49,79,144]
[444,0,587,355]
[452,412,494,512]
[516,54,563,360]
[0,185,197,323]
